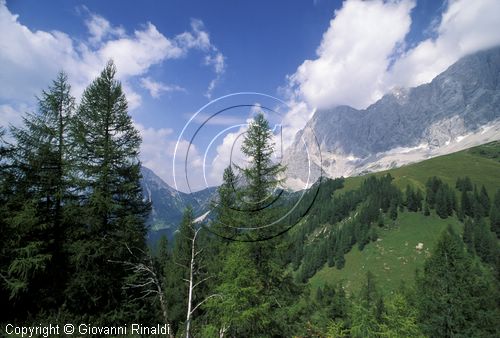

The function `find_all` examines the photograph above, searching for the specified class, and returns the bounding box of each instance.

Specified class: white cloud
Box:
[0,3,78,104]
[122,83,142,110]
[135,122,207,192]
[387,0,500,88]
[140,77,185,98]
[84,12,125,45]
[171,138,205,192]
[284,0,500,150]
[0,103,28,128]
[0,2,228,188]
[204,51,226,99]
[289,0,415,111]
[134,122,174,183]
[175,18,211,51]
[205,51,225,75]
[0,1,226,122]
[280,99,314,150]
[281,0,415,151]
[208,124,248,185]
[289,0,500,109]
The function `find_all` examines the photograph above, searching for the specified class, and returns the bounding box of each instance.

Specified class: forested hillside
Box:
[1,63,499,337]
[309,142,500,294]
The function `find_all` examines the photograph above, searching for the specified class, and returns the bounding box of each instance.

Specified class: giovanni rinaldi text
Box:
[4,323,171,337]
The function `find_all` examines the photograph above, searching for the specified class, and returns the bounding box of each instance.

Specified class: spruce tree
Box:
[416,226,500,337]
[360,271,378,307]
[491,189,500,237]
[472,218,498,266]
[463,217,475,253]
[423,202,430,216]
[405,185,415,211]
[211,166,240,240]
[389,198,398,220]
[479,185,490,217]
[460,189,473,219]
[2,73,75,316]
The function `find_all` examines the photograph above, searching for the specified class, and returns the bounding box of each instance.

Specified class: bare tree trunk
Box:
[219,324,228,338]
[185,228,198,338]
[109,245,173,337]
[183,226,221,338]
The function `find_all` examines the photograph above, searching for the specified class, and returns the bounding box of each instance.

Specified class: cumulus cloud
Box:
[284,0,500,150]
[134,122,206,191]
[171,138,205,192]
[289,0,415,110]
[140,77,185,98]
[208,124,248,185]
[0,1,226,125]
[387,0,500,88]
[0,2,78,104]
[0,2,228,190]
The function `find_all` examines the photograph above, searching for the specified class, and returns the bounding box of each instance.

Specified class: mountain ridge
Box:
[140,166,216,241]
[284,46,500,190]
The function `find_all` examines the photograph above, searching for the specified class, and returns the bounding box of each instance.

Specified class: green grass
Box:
[308,141,500,295]
[468,140,500,163]
[309,212,463,295]
[335,141,500,197]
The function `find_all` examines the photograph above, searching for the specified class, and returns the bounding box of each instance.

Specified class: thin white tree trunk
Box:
[185,229,198,338]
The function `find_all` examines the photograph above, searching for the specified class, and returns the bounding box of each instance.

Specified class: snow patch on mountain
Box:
[283,47,500,190]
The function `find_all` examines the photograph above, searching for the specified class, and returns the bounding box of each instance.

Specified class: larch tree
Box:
[66,60,149,321]
[219,113,298,336]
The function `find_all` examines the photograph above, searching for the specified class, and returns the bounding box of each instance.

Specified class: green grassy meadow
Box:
[309,141,500,295]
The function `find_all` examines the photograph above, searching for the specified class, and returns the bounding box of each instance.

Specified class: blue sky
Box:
[1,0,500,191]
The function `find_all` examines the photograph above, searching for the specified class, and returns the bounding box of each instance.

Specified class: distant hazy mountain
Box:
[140,166,216,243]
[284,46,500,190]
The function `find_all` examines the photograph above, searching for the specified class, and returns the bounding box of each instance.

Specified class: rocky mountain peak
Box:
[283,46,500,190]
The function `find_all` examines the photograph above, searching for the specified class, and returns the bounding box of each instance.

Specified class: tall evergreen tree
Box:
[456,177,473,192]
[237,112,285,273]
[211,166,240,240]
[491,189,500,237]
[416,226,500,337]
[479,185,490,217]
[65,61,149,322]
[359,271,378,308]
[389,197,398,220]
[472,218,498,266]
[378,293,425,337]
[210,113,298,336]
[2,73,75,317]
[462,217,475,253]
[202,242,269,337]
